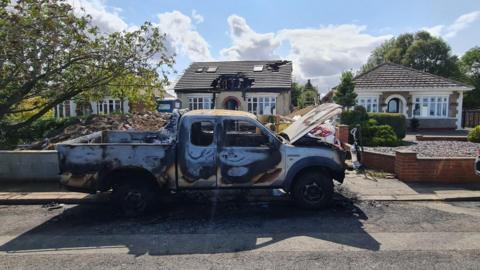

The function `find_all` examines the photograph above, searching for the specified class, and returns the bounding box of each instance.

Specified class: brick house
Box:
[174,60,292,116]
[353,62,474,129]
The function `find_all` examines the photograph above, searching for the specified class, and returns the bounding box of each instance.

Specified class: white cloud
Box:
[423,10,480,39]
[445,11,480,38]
[221,15,391,91]
[191,9,204,24]
[66,1,213,63]
[221,15,281,60]
[156,11,212,62]
[67,0,129,33]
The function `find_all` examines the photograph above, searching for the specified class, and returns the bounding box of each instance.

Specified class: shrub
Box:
[468,125,480,143]
[410,117,420,131]
[340,105,369,126]
[368,113,406,139]
[368,125,400,147]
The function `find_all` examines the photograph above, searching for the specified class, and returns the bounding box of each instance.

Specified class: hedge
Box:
[368,113,406,139]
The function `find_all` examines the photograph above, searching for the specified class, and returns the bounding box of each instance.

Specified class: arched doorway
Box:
[387,98,401,113]
[223,97,240,110]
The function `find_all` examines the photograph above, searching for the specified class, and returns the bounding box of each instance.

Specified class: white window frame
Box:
[55,100,74,118]
[188,96,213,110]
[96,97,123,115]
[412,95,449,118]
[246,94,277,115]
[356,96,379,113]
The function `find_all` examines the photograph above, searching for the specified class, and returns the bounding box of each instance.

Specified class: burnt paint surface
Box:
[217,116,283,187]
[176,116,217,188]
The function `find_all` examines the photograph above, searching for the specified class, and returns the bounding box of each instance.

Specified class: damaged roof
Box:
[353,62,473,90]
[174,60,292,92]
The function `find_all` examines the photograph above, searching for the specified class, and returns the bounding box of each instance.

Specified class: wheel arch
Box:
[99,166,160,191]
[283,157,344,192]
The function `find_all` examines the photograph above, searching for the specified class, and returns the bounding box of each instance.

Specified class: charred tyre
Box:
[292,171,333,209]
[112,180,158,217]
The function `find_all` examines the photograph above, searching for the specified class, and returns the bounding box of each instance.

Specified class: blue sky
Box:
[70,0,480,92]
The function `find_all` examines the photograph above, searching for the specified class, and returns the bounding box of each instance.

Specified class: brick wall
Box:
[362,151,395,173]
[362,148,480,183]
[336,125,349,146]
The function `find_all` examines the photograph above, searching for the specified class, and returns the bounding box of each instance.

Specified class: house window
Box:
[247,96,276,115]
[188,96,213,110]
[413,96,448,118]
[97,98,122,114]
[55,100,72,118]
[357,97,378,112]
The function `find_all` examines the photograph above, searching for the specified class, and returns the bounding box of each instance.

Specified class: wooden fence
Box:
[462,110,480,128]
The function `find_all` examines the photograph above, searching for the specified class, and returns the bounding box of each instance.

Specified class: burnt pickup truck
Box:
[57,103,346,215]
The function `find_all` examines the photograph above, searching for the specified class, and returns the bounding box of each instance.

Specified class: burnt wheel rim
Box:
[123,190,146,214]
[302,182,324,203]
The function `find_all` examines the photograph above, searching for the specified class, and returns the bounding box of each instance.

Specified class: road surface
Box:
[1,192,480,269]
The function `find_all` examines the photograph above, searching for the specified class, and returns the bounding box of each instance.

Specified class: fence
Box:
[462,110,480,128]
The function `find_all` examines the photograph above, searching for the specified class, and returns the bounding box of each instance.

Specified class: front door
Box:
[218,118,283,187]
[177,117,217,188]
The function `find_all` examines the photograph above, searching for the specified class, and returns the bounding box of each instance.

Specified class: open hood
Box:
[281,103,342,144]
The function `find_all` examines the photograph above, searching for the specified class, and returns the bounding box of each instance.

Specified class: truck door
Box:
[218,117,283,187]
[177,117,217,188]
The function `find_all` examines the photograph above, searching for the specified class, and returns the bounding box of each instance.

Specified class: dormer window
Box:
[253,65,264,72]
[206,66,218,73]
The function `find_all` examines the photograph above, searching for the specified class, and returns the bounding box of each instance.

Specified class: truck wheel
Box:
[112,180,157,217]
[292,171,333,210]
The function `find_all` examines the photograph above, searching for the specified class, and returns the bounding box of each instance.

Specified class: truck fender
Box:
[98,166,160,192]
[283,156,345,192]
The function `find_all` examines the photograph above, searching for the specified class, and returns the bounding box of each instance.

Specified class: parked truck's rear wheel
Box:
[112,180,158,217]
[292,171,333,209]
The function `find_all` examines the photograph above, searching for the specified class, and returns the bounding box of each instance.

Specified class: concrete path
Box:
[1,170,480,205]
[342,170,480,201]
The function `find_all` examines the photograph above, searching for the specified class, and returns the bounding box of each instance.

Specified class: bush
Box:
[410,117,420,131]
[368,113,406,139]
[340,105,369,126]
[367,125,400,146]
[468,125,480,143]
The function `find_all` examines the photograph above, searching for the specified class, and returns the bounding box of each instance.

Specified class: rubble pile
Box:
[28,112,171,149]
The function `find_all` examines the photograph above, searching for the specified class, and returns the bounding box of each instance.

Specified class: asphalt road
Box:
[1,192,480,269]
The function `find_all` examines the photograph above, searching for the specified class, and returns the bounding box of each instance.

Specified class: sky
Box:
[68,0,480,93]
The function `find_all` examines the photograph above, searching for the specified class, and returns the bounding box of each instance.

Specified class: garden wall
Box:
[362,149,480,183]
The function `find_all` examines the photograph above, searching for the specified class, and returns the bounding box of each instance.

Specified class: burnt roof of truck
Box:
[183,109,257,119]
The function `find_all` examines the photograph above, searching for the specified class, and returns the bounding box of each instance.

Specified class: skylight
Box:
[195,67,204,73]
[206,66,218,73]
[253,65,264,72]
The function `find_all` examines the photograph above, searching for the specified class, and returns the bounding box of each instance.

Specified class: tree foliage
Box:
[460,47,480,109]
[333,71,357,109]
[362,31,460,79]
[0,0,174,131]
[291,80,320,109]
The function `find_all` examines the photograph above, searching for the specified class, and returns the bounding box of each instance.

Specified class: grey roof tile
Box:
[174,60,292,91]
[353,62,472,89]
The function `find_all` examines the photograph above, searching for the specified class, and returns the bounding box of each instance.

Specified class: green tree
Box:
[333,71,357,110]
[460,47,480,109]
[291,82,304,107]
[301,79,320,107]
[0,0,174,132]
[362,31,460,79]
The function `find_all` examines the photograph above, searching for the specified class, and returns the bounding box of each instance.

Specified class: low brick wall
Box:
[416,135,467,142]
[362,149,480,183]
[362,151,395,173]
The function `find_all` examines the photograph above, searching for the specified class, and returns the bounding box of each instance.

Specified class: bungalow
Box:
[352,62,474,130]
[174,60,292,116]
